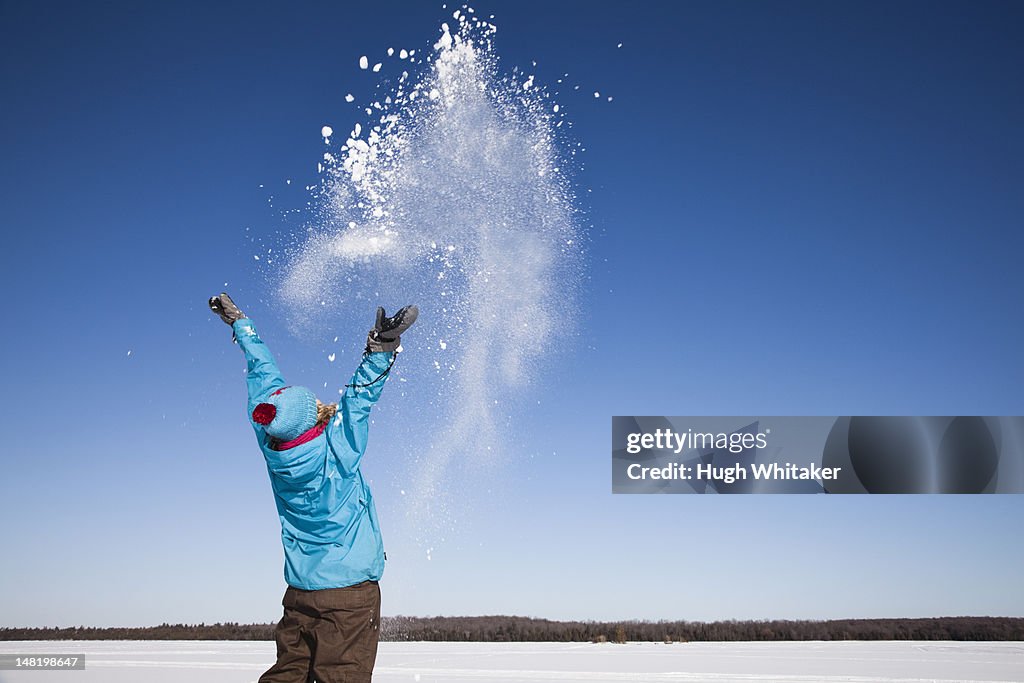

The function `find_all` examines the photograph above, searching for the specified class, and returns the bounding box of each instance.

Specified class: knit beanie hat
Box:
[251,386,318,442]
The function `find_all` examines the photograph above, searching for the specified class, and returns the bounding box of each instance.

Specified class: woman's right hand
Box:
[366,305,418,353]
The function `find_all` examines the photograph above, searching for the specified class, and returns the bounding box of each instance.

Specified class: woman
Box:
[209,292,417,683]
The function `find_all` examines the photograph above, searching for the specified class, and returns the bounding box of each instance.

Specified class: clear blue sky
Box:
[1,0,1022,628]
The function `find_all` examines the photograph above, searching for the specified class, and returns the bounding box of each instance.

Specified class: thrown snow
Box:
[1,641,1022,683]
[278,11,581,536]
[359,55,369,69]
[321,125,333,138]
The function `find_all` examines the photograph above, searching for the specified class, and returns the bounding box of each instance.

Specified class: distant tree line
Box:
[378,616,1024,642]
[2,616,1022,642]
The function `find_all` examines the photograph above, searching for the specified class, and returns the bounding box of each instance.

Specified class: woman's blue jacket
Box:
[233,318,390,590]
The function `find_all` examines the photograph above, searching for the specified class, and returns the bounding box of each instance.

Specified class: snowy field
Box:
[1,640,1022,682]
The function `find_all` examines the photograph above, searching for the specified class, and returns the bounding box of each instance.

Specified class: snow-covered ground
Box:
[1,640,1022,682]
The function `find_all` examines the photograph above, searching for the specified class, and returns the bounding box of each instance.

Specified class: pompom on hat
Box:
[252,386,318,441]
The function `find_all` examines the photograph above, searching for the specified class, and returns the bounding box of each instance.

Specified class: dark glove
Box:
[366,305,418,353]
[209,292,245,325]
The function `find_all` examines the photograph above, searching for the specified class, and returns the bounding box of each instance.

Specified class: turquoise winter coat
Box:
[233,318,391,590]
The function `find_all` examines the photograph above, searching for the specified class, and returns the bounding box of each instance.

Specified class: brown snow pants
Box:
[259,580,381,683]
